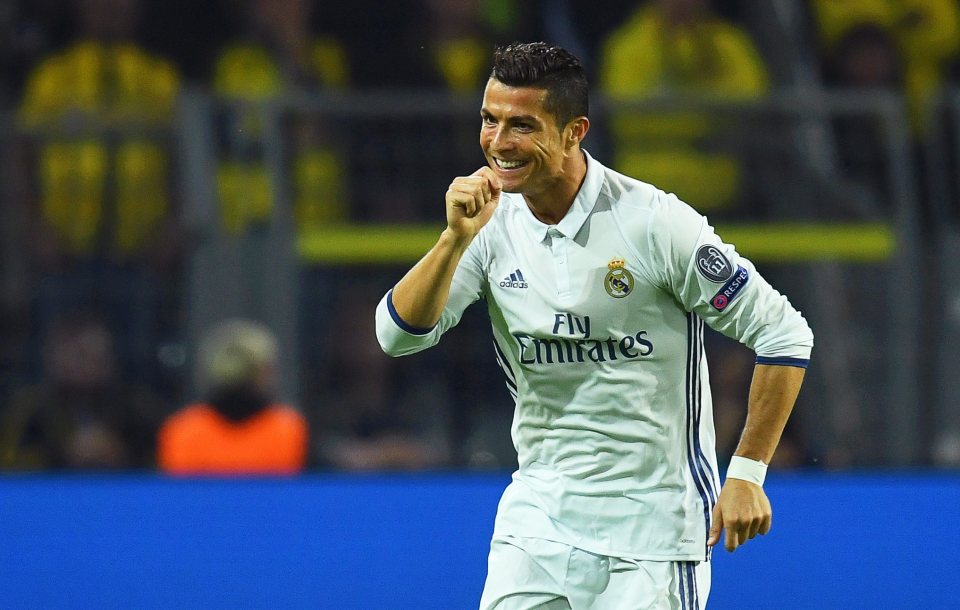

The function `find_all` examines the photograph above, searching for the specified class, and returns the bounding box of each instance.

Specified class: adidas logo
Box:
[499,268,529,289]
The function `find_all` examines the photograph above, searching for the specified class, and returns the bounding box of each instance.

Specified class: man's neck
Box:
[523,150,588,226]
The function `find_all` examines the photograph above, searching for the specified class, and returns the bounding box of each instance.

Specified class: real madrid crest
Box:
[604,257,634,298]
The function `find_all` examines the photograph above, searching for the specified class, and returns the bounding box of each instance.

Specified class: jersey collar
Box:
[522,149,603,242]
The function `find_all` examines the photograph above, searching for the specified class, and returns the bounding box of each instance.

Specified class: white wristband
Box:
[725,456,768,486]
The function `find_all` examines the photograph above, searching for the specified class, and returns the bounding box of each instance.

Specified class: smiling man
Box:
[375,42,813,610]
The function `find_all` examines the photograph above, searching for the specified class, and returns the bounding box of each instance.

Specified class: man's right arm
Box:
[376,167,501,355]
[389,229,476,330]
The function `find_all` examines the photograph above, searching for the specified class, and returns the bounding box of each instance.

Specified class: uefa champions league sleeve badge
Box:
[604,257,634,298]
[695,245,734,282]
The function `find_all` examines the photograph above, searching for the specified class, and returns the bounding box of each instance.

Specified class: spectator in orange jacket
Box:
[158,319,307,475]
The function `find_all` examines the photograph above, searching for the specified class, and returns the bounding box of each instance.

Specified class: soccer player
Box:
[375,42,813,609]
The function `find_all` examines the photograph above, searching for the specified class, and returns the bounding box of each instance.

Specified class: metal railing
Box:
[924,89,960,466]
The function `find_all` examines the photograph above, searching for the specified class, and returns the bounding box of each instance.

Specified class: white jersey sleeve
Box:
[643,191,813,362]
[375,234,487,356]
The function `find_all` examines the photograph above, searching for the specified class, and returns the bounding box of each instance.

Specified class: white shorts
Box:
[479,536,711,610]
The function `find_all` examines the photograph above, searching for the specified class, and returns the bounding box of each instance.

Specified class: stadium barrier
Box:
[0,473,956,609]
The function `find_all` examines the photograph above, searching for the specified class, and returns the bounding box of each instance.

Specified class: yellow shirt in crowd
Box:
[20,40,179,256]
[600,6,769,212]
[812,0,960,132]
[212,38,348,235]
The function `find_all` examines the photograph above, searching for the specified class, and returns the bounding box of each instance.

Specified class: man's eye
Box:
[482,116,496,125]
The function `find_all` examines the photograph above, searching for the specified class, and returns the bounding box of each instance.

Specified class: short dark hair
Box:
[491,42,589,128]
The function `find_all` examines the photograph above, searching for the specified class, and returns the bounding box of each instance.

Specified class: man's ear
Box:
[564,116,590,149]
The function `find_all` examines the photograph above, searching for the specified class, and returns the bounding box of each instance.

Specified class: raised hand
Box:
[445,166,502,241]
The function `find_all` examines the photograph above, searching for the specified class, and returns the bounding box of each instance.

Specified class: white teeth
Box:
[496,159,526,169]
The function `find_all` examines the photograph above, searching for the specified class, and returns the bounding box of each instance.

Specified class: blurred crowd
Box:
[1,0,959,473]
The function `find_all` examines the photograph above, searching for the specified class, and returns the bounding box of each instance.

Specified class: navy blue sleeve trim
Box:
[756,356,809,369]
[386,289,436,336]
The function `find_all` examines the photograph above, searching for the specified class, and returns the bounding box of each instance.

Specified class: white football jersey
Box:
[376,152,813,561]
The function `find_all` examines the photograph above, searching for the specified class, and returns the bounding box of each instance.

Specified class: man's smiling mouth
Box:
[494,158,528,170]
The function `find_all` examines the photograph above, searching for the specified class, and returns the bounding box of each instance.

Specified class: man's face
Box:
[480,78,571,196]
[657,0,705,25]
[79,0,140,40]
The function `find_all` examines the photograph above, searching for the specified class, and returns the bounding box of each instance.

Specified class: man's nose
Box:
[490,126,514,150]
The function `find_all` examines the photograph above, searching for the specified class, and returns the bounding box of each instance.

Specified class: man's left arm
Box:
[708,363,806,552]
[645,193,814,552]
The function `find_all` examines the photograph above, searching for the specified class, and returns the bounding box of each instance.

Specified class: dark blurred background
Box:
[2,0,959,474]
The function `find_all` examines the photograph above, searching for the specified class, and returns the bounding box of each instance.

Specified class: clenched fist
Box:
[446,166,502,241]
